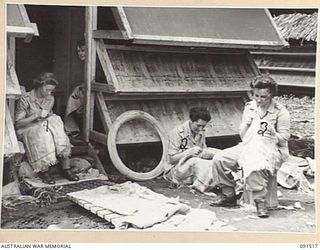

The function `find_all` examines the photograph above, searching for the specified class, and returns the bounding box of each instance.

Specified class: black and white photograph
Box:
[1,3,317,235]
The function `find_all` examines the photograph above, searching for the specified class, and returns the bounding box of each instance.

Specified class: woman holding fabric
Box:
[15,72,79,184]
[211,75,290,218]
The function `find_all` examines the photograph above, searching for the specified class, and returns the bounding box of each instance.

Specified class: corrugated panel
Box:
[108,50,255,92]
[105,97,245,144]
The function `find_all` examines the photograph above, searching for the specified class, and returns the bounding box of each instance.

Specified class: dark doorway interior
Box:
[15,5,86,112]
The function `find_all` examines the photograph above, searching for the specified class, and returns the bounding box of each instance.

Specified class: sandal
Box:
[64,169,79,181]
[39,171,55,185]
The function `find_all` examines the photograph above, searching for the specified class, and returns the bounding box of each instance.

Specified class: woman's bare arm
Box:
[15,111,41,129]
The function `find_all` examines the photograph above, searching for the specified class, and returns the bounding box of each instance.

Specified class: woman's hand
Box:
[187,146,202,157]
[40,109,49,118]
[244,115,254,127]
[267,123,276,136]
[34,109,50,121]
[31,110,41,121]
[16,110,43,129]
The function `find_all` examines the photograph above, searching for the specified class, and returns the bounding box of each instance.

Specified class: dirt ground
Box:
[1,174,315,232]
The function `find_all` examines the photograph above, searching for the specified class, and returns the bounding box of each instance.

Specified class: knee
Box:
[245,172,267,191]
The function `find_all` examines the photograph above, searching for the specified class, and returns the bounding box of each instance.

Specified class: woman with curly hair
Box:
[210,75,290,218]
[15,72,79,184]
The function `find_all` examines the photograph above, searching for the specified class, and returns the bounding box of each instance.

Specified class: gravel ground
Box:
[1,175,315,232]
[275,95,315,139]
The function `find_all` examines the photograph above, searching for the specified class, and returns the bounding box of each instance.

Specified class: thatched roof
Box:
[274,12,318,43]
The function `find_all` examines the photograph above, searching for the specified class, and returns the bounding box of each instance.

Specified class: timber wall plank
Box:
[104,97,245,144]
[107,50,255,92]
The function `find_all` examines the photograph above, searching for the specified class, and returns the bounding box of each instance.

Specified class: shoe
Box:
[210,194,238,207]
[255,198,269,218]
[39,171,55,185]
[64,169,79,181]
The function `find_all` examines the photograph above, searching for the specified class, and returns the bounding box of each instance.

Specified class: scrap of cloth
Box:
[142,208,237,231]
[67,182,189,229]
[67,182,227,230]
[64,85,84,135]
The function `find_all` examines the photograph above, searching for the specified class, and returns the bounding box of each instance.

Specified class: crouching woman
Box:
[15,72,79,184]
[164,107,220,193]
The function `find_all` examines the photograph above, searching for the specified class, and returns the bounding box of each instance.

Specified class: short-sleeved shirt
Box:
[165,120,207,172]
[240,99,290,160]
[16,89,54,122]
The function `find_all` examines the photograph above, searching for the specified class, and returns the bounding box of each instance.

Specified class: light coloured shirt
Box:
[165,120,207,172]
[240,99,290,160]
[16,89,54,122]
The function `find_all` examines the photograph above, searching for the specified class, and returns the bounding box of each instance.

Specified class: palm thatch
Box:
[274,12,318,43]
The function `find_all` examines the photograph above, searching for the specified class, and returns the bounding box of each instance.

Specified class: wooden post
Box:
[83,6,97,142]
[96,92,113,134]
[8,37,15,66]
[96,39,119,90]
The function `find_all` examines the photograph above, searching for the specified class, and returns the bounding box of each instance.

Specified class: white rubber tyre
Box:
[107,110,168,181]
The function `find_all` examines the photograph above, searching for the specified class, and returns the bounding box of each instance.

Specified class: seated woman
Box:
[15,72,79,184]
[211,75,291,218]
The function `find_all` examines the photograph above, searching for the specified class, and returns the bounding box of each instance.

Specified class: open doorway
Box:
[15,5,86,116]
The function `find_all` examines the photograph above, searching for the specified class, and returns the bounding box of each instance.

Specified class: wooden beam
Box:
[96,39,119,89]
[6,26,35,37]
[103,91,247,101]
[246,51,261,76]
[250,51,316,57]
[111,7,128,39]
[90,130,107,145]
[6,54,22,96]
[131,34,286,50]
[264,8,289,47]
[91,82,116,93]
[89,92,95,132]
[30,23,39,36]
[116,7,133,39]
[7,99,15,122]
[104,44,246,55]
[16,5,38,42]
[8,37,15,66]
[96,92,113,134]
[114,88,250,95]
[90,11,97,133]
[88,143,108,176]
[83,6,97,142]
[24,23,39,43]
[96,42,112,84]
[258,66,315,73]
[92,30,127,40]
[18,4,31,25]
[4,103,20,156]
[8,65,21,96]
[278,82,315,88]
